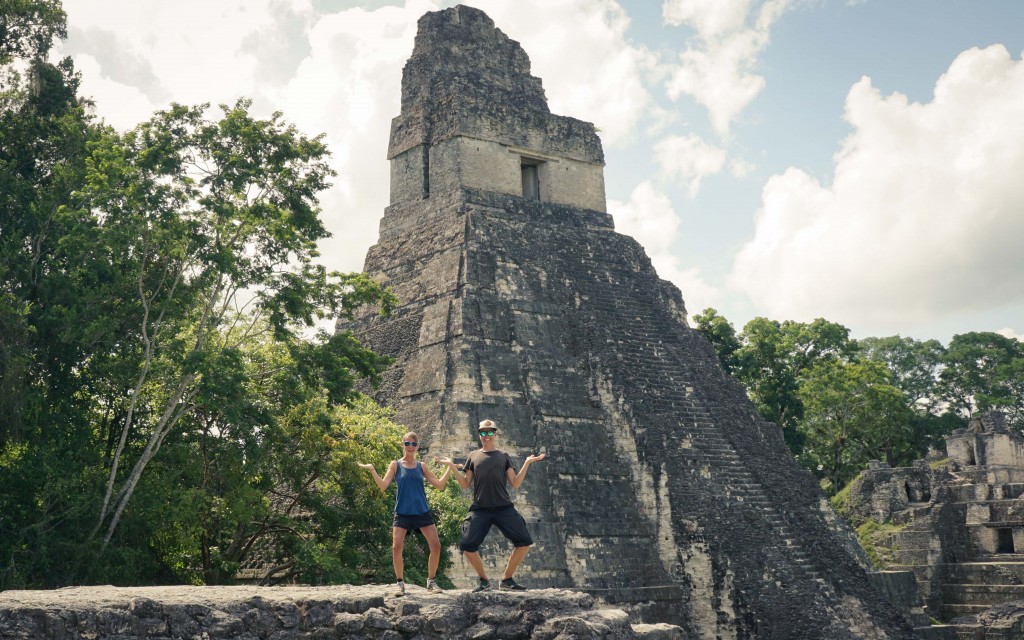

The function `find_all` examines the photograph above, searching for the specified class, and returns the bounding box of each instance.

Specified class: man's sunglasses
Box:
[478,430,496,437]
[403,441,418,447]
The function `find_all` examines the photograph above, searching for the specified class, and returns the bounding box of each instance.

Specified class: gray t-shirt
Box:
[463,449,513,510]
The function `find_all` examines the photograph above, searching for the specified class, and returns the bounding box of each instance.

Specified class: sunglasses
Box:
[403,441,418,447]
[478,430,496,437]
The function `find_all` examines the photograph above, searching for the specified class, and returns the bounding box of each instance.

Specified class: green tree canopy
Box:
[0,0,66,66]
[733,316,858,452]
[940,332,1024,427]
[797,359,912,491]
[693,307,741,374]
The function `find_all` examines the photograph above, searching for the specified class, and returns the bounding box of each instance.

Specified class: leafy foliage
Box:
[731,316,858,453]
[0,15,409,586]
[940,332,1024,425]
[797,359,911,490]
[143,390,466,587]
[0,0,66,66]
[694,308,1024,494]
[693,307,741,373]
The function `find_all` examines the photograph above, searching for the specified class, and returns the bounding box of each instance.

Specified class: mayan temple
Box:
[339,5,917,639]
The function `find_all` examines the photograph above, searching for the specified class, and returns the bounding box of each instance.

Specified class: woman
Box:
[358,431,450,594]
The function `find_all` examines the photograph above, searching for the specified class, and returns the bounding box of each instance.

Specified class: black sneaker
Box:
[471,578,491,593]
[499,577,527,591]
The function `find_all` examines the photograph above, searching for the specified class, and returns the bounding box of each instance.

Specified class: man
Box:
[437,418,546,591]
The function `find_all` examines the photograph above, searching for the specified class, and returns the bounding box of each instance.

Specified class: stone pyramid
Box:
[339,5,915,638]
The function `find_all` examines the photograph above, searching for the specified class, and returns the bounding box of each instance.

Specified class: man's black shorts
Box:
[393,511,436,531]
[459,505,533,552]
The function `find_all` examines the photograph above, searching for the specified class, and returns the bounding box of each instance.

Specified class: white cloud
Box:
[663,0,754,42]
[61,0,438,276]
[609,181,722,312]
[476,0,660,147]
[997,328,1024,342]
[662,0,790,136]
[730,157,754,178]
[731,45,1024,331]
[654,133,726,197]
[61,0,663,276]
[70,54,157,130]
[275,0,438,273]
[61,0,287,115]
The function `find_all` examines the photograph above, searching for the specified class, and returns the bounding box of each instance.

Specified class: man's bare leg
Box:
[501,546,529,580]
[463,550,488,579]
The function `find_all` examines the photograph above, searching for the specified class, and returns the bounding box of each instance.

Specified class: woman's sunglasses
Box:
[403,441,418,447]
[478,430,496,437]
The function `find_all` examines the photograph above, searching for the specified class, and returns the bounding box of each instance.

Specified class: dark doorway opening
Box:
[997,528,1015,554]
[521,160,540,200]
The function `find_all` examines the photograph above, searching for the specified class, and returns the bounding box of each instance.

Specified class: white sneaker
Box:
[426,578,440,592]
[395,580,405,596]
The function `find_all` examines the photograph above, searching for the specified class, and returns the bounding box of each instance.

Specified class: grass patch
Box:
[928,457,950,470]
[830,482,852,519]
[856,518,908,569]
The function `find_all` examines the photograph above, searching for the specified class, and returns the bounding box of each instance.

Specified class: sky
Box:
[56,0,1024,345]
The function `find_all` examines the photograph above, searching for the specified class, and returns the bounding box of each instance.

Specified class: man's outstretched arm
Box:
[508,453,546,490]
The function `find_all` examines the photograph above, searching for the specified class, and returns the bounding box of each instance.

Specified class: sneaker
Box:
[499,577,527,591]
[395,580,406,596]
[426,578,440,592]
[471,578,491,593]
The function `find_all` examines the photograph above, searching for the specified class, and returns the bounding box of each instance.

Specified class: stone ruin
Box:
[338,5,920,638]
[848,412,1024,638]
[0,584,686,639]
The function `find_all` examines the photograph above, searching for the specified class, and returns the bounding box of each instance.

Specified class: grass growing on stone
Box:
[928,457,950,470]
[830,482,853,519]
[856,518,908,569]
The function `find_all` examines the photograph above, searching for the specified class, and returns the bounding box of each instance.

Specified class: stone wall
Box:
[385,5,604,211]
[0,585,685,639]
[947,413,1024,469]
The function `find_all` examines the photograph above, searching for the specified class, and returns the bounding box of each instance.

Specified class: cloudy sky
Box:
[57,0,1024,344]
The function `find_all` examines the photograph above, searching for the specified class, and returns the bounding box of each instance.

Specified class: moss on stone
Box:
[856,518,908,569]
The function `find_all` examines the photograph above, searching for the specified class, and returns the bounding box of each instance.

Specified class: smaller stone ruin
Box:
[847,412,1024,637]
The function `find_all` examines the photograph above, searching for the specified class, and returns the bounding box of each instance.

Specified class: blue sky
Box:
[58,0,1024,344]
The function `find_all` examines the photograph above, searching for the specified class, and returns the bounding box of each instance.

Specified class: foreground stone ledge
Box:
[0,584,686,639]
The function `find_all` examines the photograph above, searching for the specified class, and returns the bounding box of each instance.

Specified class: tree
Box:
[1,2,418,589]
[141,338,466,586]
[798,360,912,492]
[693,307,741,374]
[0,0,66,66]
[940,332,1024,428]
[75,100,396,554]
[733,317,858,452]
[858,335,958,455]
[858,336,945,413]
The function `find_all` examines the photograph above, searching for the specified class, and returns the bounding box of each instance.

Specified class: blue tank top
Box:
[394,461,430,515]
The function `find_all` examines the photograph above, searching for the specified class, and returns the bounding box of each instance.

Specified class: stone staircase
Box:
[861,460,1024,631]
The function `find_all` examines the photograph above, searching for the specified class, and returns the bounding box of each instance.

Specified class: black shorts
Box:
[393,511,436,531]
[459,505,533,552]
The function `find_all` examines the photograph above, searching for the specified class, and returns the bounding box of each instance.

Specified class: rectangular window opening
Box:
[997,528,1015,554]
[521,159,541,201]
